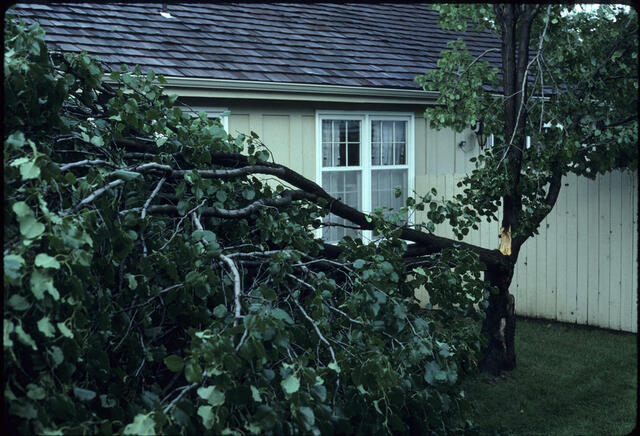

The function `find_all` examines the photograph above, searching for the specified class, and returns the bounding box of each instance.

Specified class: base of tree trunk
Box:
[479,267,517,375]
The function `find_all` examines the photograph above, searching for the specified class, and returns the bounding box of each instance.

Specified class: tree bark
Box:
[479,4,539,374]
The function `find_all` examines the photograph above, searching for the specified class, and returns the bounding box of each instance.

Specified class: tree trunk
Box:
[479,261,516,374]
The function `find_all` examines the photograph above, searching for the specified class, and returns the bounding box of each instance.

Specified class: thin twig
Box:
[293,298,337,365]
[59,159,112,171]
[141,176,166,219]
[72,179,124,212]
[220,254,242,327]
[163,383,198,415]
[158,200,206,250]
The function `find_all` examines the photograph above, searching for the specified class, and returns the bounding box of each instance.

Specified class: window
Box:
[316,111,414,242]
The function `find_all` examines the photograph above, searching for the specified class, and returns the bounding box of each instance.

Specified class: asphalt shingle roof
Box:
[10,2,502,90]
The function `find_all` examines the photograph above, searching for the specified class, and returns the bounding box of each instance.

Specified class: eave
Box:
[160,76,440,105]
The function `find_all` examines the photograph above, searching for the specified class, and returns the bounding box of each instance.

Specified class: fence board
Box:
[421,169,636,332]
[597,172,611,329]
[632,174,638,332]
[587,177,600,325]
[556,178,568,322]
[619,172,634,331]
[545,200,558,319]
[565,174,579,323]
[608,171,622,331]
[575,175,589,325]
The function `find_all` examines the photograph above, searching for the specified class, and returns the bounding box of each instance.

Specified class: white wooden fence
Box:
[416,170,638,333]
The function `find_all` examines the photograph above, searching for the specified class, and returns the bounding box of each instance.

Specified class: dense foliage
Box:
[4,18,490,435]
[416,4,637,242]
[415,4,637,374]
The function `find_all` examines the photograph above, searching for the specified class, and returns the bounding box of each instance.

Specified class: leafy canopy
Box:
[416,4,637,240]
[4,17,489,435]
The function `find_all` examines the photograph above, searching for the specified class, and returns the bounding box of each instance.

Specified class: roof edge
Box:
[159,76,439,103]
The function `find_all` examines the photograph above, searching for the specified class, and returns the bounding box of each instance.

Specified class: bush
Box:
[4,18,488,435]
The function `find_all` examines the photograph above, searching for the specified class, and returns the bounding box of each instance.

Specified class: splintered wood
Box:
[499,226,512,256]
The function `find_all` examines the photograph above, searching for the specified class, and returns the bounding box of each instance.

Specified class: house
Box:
[11,3,637,333]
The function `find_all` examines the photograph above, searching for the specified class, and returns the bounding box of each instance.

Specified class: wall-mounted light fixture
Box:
[458,139,474,152]
[473,120,487,149]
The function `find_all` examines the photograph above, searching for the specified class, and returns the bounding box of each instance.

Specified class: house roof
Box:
[10,2,502,92]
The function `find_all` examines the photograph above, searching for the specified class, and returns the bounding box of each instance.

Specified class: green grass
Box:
[462,317,637,435]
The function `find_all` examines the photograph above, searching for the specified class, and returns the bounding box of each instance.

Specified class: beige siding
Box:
[189,98,636,333]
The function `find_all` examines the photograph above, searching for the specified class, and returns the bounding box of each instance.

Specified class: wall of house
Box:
[182,97,638,333]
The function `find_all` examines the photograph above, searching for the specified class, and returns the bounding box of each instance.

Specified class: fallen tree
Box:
[4,18,490,435]
[4,4,637,434]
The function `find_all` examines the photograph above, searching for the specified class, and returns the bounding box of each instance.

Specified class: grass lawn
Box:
[462,317,637,435]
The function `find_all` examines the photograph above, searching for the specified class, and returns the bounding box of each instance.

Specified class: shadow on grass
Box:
[462,317,637,436]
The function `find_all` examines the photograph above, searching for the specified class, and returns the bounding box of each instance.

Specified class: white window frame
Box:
[184,106,229,131]
[315,110,415,242]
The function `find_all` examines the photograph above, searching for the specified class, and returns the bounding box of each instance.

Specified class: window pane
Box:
[322,121,332,167]
[371,121,381,165]
[336,121,346,143]
[371,169,408,223]
[322,170,362,242]
[394,121,407,164]
[394,121,406,143]
[323,119,360,167]
[380,121,394,165]
[348,142,359,166]
[338,143,346,166]
[347,121,360,143]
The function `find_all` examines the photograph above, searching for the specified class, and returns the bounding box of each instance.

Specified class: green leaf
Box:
[19,159,41,180]
[9,400,37,419]
[48,346,64,367]
[213,304,227,318]
[73,387,96,401]
[35,253,61,269]
[4,254,25,281]
[197,405,215,430]
[15,324,37,350]
[413,266,427,276]
[123,413,156,435]
[156,136,168,147]
[243,189,255,200]
[90,135,104,146]
[250,385,262,402]
[328,362,341,373]
[19,215,45,239]
[281,374,300,394]
[216,190,227,203]
[125,273,138,290]
[56,322,73,338]
[26,383,46,400]
[5,131,26,148]
[163,355,184,372]
[4,320,14,348]
[298,406,315,429]
[185,361,203,383]
[12,201,32,218]
[271,308,293,325]
[197,385,225,407]
[8,294,29,311]
[37,316,56,338]
[30,269,59,300]
[311,384,326,402]
[353,259,366,269]
[380,261,394,274]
